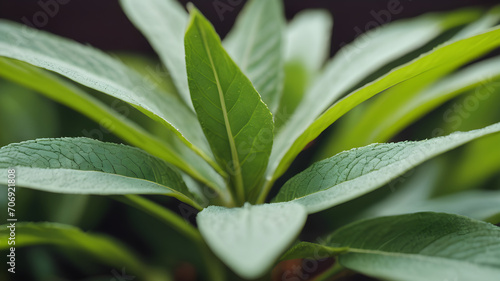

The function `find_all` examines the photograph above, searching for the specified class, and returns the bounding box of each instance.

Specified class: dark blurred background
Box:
[1,1,499,281]
[1,0,498,56]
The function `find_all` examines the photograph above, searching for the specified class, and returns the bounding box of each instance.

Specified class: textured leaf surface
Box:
[0,20,212,161]
[0,138,200,207]
[274,122,500,213]
[0,222,146,276]
[224,0,285,112]
[328,213,500,281]
[185,9,274,200]
[268,12,495,183]
[197,203,307,279]
[0,58,224,193]
[120,0,191,106]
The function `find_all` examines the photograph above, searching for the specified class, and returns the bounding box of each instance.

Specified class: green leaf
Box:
[0,58,226,195]
[119,0,191,107]
[284,10,333,76]
[0,78,58,146]
[280,241,347,261]
[359,162,500,224]
[0,20,215,166]
[196,202,307,279]
[328,213,500,281]
[185,8,274,202]
[330,55,500,155]
[275,10,333,127]
[223,0,285,113]
[269,25,500,183]
[0,222,148,278]
[273,122,500,213]
[396,191,500,224]
[0,138,201,208]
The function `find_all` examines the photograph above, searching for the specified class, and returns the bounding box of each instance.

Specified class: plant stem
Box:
[116,195,226,280]
[116,195,203,243]
[312,259,346,281]
[255,177,274,204]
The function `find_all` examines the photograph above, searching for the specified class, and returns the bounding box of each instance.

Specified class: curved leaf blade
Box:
[197,203,307,279]
[0,20,213,163]
[328,213,500,281]
[0,57,225,195]
[0,138,200,208]
[0,222,148,277]
[224,0,285,112]
[185,9,274,201]
[270,25,500,182]
[119,0,191,107]
[273,122,500,213]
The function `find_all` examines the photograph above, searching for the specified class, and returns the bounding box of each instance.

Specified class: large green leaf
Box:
[269,25,500,184]
[0,222,152,279]
[185,8,274,202]
[119,0,191,107]
[196,203,307,279]
[0,138,201,208]
[0,20,215,165]
[223,0,285,113]
[0,58,226,195]
[387,191,500,224]
[328,213,500,281]
[327,55,500,155]
[273,122,500,213]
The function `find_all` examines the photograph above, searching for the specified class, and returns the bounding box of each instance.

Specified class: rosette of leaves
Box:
[1,0,500,280]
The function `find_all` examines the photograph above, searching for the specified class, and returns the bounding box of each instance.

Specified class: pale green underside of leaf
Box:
[273,122,500,213]
[0,57,225,194]
[119,0,192,107]
[196,203,307,279]
[284,10,333,75]
[268,11,491,182]
[0,20,214,163]
[0,138,201,208]
[0,222,146,276]
[185,9,274,198]
[275,10,333,128]
[383,190,500,224]
[328,213,500,281]
[223,0,285,113]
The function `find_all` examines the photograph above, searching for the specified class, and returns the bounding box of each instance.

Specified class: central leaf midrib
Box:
[197,19,245,203]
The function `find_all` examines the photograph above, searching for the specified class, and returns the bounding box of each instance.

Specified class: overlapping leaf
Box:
[0,222,150,278]
[0,138,201,208]
[0,58,225,194]
[120,0,191,107]
[269,25,500,184]
[224,0,285,112]
[274,122,500,213]
[197,203,307,279]
[185,9,274,201]
[0,20,214,165]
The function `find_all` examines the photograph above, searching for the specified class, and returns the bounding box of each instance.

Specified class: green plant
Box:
[1,0,500,280]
